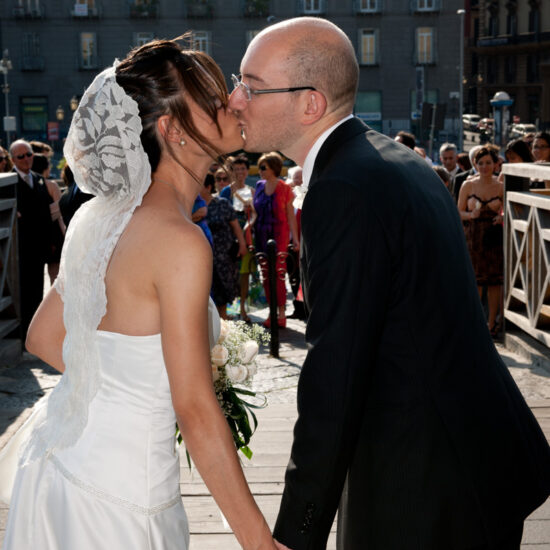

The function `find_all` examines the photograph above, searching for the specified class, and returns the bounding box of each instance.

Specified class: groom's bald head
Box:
[252,17,359,115]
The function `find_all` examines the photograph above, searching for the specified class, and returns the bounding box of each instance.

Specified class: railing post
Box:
[266,239,279,358]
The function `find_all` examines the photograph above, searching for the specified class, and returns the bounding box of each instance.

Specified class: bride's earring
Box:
[179,138,186,146]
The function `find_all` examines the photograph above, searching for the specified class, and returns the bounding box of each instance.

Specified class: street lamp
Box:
[56,105,65,121]
[0,49,13,147]
[457,9,465,153]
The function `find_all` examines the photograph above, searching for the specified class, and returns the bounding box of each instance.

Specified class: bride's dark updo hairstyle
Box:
[115,36,229,174]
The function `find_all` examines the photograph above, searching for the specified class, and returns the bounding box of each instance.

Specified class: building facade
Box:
[1,0,463,149]
[465,0,550,128]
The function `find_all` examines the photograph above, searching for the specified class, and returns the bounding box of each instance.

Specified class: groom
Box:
[229,17,550,550]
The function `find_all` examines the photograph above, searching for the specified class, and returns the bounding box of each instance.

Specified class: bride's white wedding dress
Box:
[2,301,220,550]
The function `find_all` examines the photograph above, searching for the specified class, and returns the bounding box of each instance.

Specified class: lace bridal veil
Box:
[0,61,152,500]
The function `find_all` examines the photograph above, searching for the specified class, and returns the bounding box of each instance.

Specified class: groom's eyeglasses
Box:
[15,152,33,160]
[231,74,316,102]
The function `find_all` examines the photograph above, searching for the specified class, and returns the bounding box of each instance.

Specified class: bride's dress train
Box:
[3,330,190,550]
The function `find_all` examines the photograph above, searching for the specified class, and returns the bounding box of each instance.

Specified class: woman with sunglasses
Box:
[0,147,12,172]
[200,168,247,319]
[253,152,299,328]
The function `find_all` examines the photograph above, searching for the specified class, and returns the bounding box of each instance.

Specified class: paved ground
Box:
[0,308,549,548]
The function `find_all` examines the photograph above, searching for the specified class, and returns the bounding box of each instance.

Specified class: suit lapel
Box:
[309,117,369,188]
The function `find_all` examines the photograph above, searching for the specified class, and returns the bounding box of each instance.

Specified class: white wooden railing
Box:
[503,162,550,347]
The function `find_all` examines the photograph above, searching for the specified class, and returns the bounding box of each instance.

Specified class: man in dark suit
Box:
[229,17,550,550]
[9,140,52,339]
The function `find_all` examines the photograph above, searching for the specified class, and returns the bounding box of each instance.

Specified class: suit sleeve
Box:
[273,178,393,549]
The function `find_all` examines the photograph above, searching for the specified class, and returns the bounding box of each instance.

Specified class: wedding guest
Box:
[192,193,213,247]
[31,154,66,283]
[457,152,472,173]
[458,147,503,337]
[532,132,550,163]
[286,166,306,320]
[505,138,534,164]
[433,165,452,192]
[222,154,257,322]
[201,170,247,319]
[30,140,53,158]
[394,130,416,149]
[8,139,52,339]
[58,164,94,228]
[253,152,299,328]
[0,146,12,172]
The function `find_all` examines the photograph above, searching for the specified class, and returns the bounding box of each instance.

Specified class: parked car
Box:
[477,118,494,132]
[509,123,537,139]
[463,114,480,131]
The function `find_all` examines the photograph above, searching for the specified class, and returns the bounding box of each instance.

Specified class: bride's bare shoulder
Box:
[143,207,211,267]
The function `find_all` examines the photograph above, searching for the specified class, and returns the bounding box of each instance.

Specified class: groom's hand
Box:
[274,539,292,550]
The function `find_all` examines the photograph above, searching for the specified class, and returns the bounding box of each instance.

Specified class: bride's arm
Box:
[26,287,66,372]
[156,224,276,550]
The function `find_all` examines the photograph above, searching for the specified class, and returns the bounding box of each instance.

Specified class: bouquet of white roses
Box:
[178,320,269,461]
[210,319,269,459]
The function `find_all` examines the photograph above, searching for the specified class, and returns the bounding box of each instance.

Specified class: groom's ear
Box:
[157,116,185,144]
[301,91,327,126]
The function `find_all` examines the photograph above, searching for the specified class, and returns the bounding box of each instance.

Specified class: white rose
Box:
[246,362,257,377]
[218,320,229,343]
[226,364,248,384]
[211,365,220,383]
[211,344,229,366]
[238,340,259,364]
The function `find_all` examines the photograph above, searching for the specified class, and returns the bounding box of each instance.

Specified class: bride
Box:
[2,39,277,550]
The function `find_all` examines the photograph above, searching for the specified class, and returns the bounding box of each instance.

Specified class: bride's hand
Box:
[274,540,292,550]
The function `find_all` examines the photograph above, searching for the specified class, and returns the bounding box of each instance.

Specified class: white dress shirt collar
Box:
[15,167,33,188]
[302,114,354,189]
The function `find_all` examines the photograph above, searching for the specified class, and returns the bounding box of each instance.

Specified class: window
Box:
[129,0,159,18]
[134,32,154,47]
[355,91,382,132]
[72,0,97,17]
[14,0,43,17]
[359,29,378,66]
[246,30,260,45]
[191,31,211,55]
[358,0,380,13]
[80,32,97,69]
[528,5,540,34]
[416,27,435,65]
[414,0,438,12]
[22,33,44,70]
[506,9,517,35]
[301,0,325,14]
[488,11,499,37]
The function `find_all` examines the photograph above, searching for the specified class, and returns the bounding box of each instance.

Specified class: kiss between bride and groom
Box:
[2,17,550,550]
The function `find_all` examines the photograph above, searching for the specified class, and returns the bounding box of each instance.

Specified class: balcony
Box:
[243,0,269,17]
[128,0,158,18]
[71,3,102,18]
[21,55,45,71]
[13,3,45,18]
[185,0,213,18]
